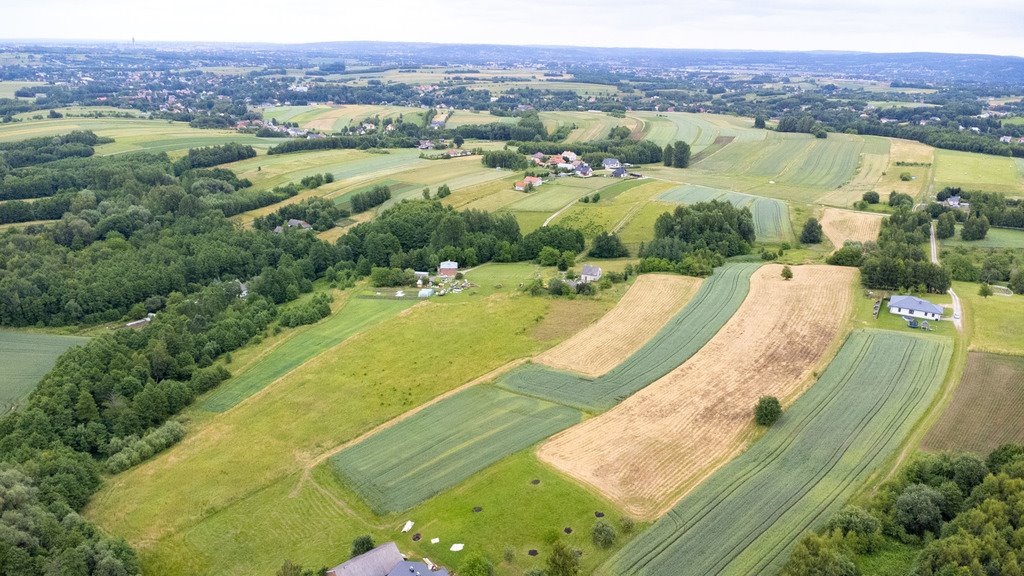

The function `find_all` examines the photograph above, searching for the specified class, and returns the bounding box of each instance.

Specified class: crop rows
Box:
[329,386,582,514]
[601,330,950,576]
[0,331,88,412]
[497,263,758,412]
[658,185,791,242]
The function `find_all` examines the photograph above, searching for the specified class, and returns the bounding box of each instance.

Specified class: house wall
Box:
[888,306,941,320]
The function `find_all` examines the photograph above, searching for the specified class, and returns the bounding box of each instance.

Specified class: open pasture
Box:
[329,386,582,514]
[601,330,951,576]
[821,207,884,249]
[535,274,702,377]
[954,281,1024,355]
[940,225,1024,249]
[923,352,1024,454]
[658,183,792,242]
[538,111,639,143]
[0,116,285,155]
[627,112,764,150]
[540,265,856,518]
[934,149,1024,194]
[549,179,672,239]
[445,109,518,128]
[0,331,88,412]
[505,176,612,212]
[616,202,674,250]
[498,263,758,412]
[198,296,413,412]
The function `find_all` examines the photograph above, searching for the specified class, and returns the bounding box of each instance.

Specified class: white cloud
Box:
[1,0,1022,56]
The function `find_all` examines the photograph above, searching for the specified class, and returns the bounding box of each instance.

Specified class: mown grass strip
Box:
[497,263,759,412]
[602,330,951,576]
[329,386,582,514]
[199,297,412,412]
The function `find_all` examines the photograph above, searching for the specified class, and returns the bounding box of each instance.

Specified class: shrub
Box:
[979,283,993,297]
[105,420,187,474]
[459,554,494,576]
[620,515,635,534]
[592,520,617,548]
[351,535,375,558]
[781,265,793,280]
[755,396,782,426]
[862,191,880,204]
[800,218,823,244]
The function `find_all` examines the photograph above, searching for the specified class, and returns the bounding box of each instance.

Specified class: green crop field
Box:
[0,331,88,412]
[923,352,1024,453]
[940,225,1024,249]
[658,184,792,242]
[261,104,425,132]
[445,110,518,128]
[0,117,286,155]
[627,112,764,150]
[602,330,951,576]
[538,111,637,143]
[199,296,413,412]
[498,263,758,411]
[330,386,582,513]
[934,149,1024,194]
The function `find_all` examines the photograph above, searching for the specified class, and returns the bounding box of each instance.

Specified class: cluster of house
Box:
[411,261,466,298]
[515,153,633,190]
[272,219,313,234]
[235,118,324,139]
[326,542,448,576]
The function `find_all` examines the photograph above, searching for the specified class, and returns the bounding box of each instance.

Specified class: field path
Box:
[931,222,963,331]
[539,265,857,518]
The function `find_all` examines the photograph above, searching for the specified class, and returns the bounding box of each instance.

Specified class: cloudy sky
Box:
[3,0,1023,56]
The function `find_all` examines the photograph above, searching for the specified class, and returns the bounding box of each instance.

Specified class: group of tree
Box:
[254,197,349,232]
[662,140,691,168]
[515,139,663,166]
[782,445,1024,576]
[349,184,393,213]
[776,115,828,138]
[171,143,255,175]
[637,201,755,276]
[0,130,110,169]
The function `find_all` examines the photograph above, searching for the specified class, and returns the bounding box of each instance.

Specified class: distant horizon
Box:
[1,37,1022,61]
[2,0,1022,58]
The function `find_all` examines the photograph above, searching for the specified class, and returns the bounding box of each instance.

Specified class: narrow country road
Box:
[931,222,963,331]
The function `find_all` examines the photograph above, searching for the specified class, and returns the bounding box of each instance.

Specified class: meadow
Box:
[955,280,1024,354]
[940,225,1024,249]
[601,330,951,576]
[657,183,792,242]
[498,263,758,412]
[933,149,1024,194]
[922,352,1024,453]
[260,104,425,132]
[198,296,413,412]
[329,386,582,513]
[0,331,88,412]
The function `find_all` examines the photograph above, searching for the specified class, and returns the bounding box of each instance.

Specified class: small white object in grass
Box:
[402,520,414,533]
[450,543,464,552]
[431,538,440,544]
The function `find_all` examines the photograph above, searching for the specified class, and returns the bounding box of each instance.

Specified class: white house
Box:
[888,295,944,321]
[602,158,622,169]
[580,264,603,283]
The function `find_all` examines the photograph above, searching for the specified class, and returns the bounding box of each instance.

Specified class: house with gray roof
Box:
[326,542,448,576]
[580,264,602,283]
[888,295,944,321]
[601,158,621,169]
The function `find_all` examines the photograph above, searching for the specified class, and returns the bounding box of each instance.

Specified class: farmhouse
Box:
[888,295,944,321]
[273,219,313,233]
[438,260,459,277]
[945,195,970,210]
[531,152,546,164]
[514,180,528,191]
[611,166,628,178]
[575,164,593,177]
[602,158,622,169]
[326,542,448,576]
[580,264,603,283]
[561,150,578,161]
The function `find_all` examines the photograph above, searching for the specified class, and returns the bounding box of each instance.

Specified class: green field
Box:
[940,225,1024,249]
[657,183,792,242]
[923,352,1024,453]
[0,331,88,412]
[626,112,764,150]
[198,296,413,412]
[0,81,44,99]
[602,330,951,576]
[497,263,758,411]
[955,280,1024,355]
[934,149,1024,194]
[261,104,425,132]
[330,386,582,513]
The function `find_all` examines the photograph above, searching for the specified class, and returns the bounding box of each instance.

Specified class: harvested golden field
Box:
[821,207,884,249]
[538,264,857,518]
[877,138,935,199]
[534,274,702,377]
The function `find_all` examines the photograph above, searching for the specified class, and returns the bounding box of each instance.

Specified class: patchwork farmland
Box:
[601,330,951,576]
[539,265,857,517]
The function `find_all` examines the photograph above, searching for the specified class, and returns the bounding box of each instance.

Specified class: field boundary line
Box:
[290,358,530,497]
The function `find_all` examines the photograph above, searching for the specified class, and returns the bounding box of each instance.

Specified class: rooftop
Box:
[889,295,944,315]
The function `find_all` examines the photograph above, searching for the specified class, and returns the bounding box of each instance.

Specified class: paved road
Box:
[931,222,963,331]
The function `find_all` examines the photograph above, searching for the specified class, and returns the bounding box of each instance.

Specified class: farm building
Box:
[580,265,603,283]
[945,195,970,210]
[888,295,944,321]
[438,261,459,277]
[602,158,622,169]
[524,176,543,187]
[273,219,313,233]
[611,167,628,178]
[326,542,448,576]
[561,150,578,161]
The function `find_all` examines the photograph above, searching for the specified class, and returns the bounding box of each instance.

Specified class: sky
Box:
[2,0,1023,57]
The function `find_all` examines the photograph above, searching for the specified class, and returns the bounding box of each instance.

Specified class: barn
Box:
[888,295,944,321]
[438,261,459,277]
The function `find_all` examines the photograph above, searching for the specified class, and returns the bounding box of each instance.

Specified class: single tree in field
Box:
[592,521,617,548]
[754,115,766,129]
[351,535,375,558]
[781,265,793,280]
[453,135,465,148]
[422,187,430,200]
[800,217,823,244]
[979,283,993,298]
[755,396,782,426]
[936,212,956,239]
[862,190,880,204]
[672,140,691,168]
[662,143,673,166]
[546,542,580,576]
